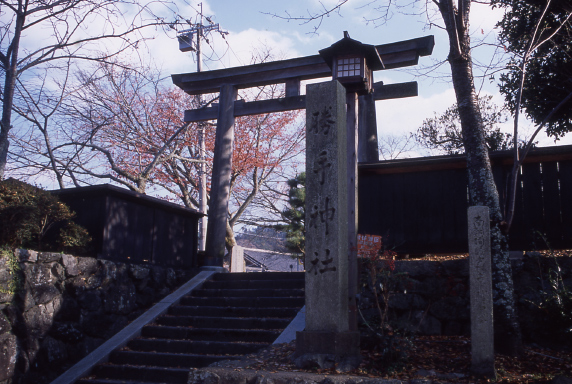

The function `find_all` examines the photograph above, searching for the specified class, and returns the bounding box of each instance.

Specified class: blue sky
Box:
[4,0,565,168]
[148,0,570,151]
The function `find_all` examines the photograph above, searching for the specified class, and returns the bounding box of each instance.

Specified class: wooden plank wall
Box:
[358,148,572,254]
[359,167,469,254]
[101,195,199,268]
[53,185,200,268]
[103,196,155,264]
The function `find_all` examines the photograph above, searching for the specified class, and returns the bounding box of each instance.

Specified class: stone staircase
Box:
[75,272,305,384]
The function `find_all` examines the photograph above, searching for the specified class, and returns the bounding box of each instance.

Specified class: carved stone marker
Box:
[468,206,495,378]
[230,246,245,272]
[294,80,360,371]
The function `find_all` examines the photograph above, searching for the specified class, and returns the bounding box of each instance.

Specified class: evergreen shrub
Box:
[0,179,91,253]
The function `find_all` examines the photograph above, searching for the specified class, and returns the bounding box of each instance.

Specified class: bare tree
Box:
[0,0,181,179]
[158,82,305,250]
[8,65,75,187]
[226,109,305,249]
[415,94,514,155]
[378,133,417,160]
[9,60,206,193]
[11,48,304,254]
[57,62,204,193]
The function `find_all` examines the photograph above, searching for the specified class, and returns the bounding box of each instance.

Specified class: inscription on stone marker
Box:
[307,249,337,275]
[304,80,349,332]
[314,150,332,185]
[468,206,495,378]
[308,197,336,236]
[310,106,336,135]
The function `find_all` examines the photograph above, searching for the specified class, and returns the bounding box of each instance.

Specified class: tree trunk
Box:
[439,0,522,355]
[0,10,25,179]
[225,220,237,253]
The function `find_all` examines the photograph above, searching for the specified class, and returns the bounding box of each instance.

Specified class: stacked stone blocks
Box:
[0,249,189,384]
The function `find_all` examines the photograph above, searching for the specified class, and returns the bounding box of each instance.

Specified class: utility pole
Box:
[177,4,227,251]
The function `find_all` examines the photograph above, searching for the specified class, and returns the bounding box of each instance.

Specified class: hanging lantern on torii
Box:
[319,31,384,95]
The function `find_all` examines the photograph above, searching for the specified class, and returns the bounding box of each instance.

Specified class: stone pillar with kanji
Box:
[294,80,361,371]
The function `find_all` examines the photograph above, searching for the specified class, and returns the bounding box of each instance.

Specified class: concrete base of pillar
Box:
[199,253,223,268]
[471,361,497,380]
[197,251,224,268]
[294,331,361,372]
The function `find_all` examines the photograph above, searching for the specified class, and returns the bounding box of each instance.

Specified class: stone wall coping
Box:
[49,268,218,384]
[274,306,306,345]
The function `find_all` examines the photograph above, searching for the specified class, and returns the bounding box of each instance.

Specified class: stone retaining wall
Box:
[0,249,193,384]
[2,250,570,383]
[358,253,572,345]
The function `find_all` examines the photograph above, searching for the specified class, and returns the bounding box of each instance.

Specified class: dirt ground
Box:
[240,336,572,383]
[238,251,572,383]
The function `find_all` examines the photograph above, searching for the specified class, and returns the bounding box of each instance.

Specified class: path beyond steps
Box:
[73,272,305,384]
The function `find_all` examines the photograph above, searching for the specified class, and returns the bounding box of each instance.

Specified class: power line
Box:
[177,23,228,54]
[176,2,228,56]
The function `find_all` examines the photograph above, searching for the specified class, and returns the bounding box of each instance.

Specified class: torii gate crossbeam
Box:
[172,36,434,95]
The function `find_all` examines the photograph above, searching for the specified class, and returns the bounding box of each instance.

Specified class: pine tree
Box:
[279,172,305,256]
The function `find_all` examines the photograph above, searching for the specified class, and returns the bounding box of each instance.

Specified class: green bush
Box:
[526,235,572,346]
[533,258,572,345]
[358,236,413,373]
[0,246,23,295]
[0,179,91,252]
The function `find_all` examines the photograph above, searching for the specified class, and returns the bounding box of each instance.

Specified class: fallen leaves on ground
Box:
[404,250,571,262]
[239,336,571,383]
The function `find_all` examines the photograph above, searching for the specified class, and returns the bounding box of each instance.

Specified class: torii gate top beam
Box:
[172,36,434,96]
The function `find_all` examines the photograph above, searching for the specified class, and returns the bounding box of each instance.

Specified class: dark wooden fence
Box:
[52,184,202,268]
[358,145,572,254]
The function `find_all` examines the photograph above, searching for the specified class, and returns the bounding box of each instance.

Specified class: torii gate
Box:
[172,34,434,267]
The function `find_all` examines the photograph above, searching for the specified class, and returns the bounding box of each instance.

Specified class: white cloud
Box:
[469,2,505,35]
[376,86,572,154]
[376,87,457,138]
[291,29,337,51]
[152,27,303,77]
[214,28,300,68]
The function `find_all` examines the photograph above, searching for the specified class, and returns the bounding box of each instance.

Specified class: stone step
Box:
[211,272,304,281]
[201,279,304,290]
[88,364,189,383]
[156,315,291,330]
[189,288,304,298]
[78,379,166,384]
[141,325,280,343]
[179,296,305,308]
[70,271,305,383]
[169,305,299,318]
[125,338,266,355]
[109,350,239,368]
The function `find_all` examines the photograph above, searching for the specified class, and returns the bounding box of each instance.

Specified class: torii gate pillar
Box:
[204,84,237,265]
[358,93,380,162]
